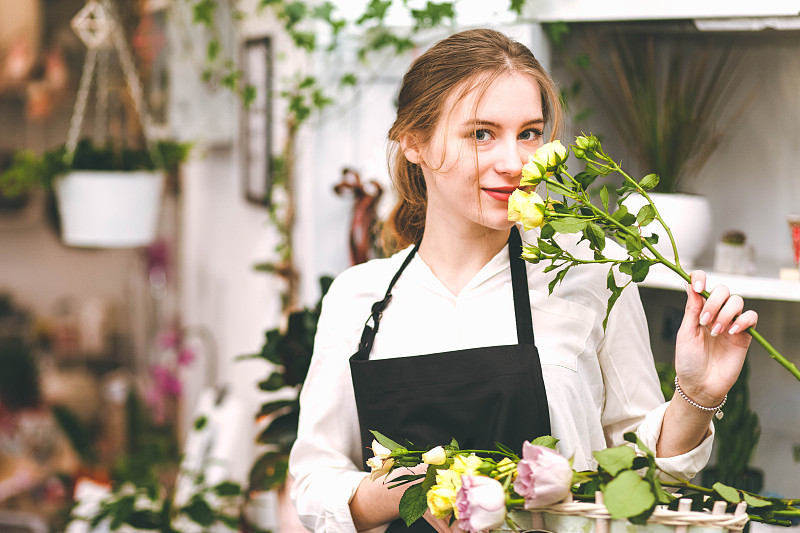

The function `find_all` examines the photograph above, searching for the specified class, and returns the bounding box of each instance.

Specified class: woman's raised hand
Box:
[674,270,759,408]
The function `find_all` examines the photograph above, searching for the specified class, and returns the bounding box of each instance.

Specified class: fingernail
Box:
[728,325,739,335]
[693,281,703,293]
[700,312,711,326]
[710,323,722,337]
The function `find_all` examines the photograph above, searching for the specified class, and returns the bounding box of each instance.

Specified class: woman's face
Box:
[408,72,545,236]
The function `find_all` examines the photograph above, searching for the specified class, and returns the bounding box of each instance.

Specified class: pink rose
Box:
[513,442,573,509]
[455,475,506,533]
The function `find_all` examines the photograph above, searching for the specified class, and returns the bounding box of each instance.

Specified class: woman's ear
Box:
[399,134,422,165]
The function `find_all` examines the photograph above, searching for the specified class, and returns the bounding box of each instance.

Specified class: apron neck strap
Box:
[357,243,419,355]
[357,227,536,357]
[509,226,535,346]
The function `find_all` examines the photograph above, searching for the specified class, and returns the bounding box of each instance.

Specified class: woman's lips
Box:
[482,186,519,202]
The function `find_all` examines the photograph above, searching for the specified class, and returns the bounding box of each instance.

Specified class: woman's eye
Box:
[471,129,491,142]
[519,128,543,141]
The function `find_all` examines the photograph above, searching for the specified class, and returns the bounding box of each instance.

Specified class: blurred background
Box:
[1,1,799,531]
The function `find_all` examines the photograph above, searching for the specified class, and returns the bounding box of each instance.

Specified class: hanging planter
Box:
[0,0,189,248]
[55,169,164,248]
[0,140,189,248]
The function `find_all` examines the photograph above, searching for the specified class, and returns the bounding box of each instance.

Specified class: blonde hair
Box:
[384,28,562,251]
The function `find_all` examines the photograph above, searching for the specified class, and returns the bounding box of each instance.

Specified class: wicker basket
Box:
[494,493,748,533]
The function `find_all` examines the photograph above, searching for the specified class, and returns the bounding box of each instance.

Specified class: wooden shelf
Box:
[640,264,800,302]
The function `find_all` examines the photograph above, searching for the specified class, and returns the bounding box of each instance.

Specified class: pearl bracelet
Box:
[674,377,727,420]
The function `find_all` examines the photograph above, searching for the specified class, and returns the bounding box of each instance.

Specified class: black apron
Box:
[349,226,551,533]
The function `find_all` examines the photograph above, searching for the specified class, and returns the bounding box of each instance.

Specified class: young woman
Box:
[289,29,757,533]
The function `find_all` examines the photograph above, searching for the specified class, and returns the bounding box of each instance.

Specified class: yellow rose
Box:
[508,189,545,230]
[532,140,567,170]
[436,468,462,491]
[451,454,483,475]
[521,155,545,186]
[427,483,457,519]
[422,446,447,465]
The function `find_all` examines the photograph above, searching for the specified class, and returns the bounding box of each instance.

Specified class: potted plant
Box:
[701,359,763,494]
[0,138,190,248]
[569,25,748,268]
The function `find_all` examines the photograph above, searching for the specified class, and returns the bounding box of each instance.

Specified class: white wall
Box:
[177,3,800,498]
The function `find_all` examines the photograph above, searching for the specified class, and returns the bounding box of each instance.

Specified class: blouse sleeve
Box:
[597,281,714,480]
[288,275,371,533]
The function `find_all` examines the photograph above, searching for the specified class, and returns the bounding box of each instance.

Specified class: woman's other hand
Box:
[674,270,759,407]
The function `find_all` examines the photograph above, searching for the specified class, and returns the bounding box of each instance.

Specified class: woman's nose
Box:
[494,138,524,176]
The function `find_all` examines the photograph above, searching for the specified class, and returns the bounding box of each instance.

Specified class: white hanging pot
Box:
[55,170,164,248]
[623,192,712,269]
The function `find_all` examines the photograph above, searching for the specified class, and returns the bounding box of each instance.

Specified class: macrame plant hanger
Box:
[67,0,161,168]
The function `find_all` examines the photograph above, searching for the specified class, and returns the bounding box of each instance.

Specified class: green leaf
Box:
[509,0,526,15]
[193,0,217,26]
[194,415,208,431]
[207,39,221,61]
[537,239,562,255]
[494,441,518,457]
[593,445,636,476]
[631,456,650,471]
[530,435,559,449]
[618,262,633,276]
[410,2,455,30]
[600,185,609,211]
[546,180,575,198]
[624,233,643,255]
[636,204,657,227]
[399,484,428,526]
[743,492,772,508]
[639,173,660,190]
[370,430,405,452]
[713,482,741,504]
[548,268,568,294]
[584,222,606,252]
[256,411,299,448]
[631,260,652,283]
[248,451,289,491]
[258,372,285,391]
[339,73,358,87]
[256,398,299,420]
[540,224,555,239]
[603,277,622,329]
[549,217,587,234]
[184,497,215,526]
[108,495,135,530]
[214,481,242,496]
[243,84,257,109]
[574,171,598,189]
[603,470,656,519]
[644,234,659,246]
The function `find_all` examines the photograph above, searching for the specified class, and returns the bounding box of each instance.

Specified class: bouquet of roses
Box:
[506,136,800,382]
[367,431,799,532]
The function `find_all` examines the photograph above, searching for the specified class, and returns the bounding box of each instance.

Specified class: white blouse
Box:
[288,229,713,533]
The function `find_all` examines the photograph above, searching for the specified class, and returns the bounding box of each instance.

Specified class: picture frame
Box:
[241,36,273,207]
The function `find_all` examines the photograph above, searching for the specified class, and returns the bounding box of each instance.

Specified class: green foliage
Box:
[712,359,760,477]
[243,276,333,491]
[0,338,41,409]
[380,430,800,528]
[70,388,244,532]
[570,26,748,193]
[0,139,192,197]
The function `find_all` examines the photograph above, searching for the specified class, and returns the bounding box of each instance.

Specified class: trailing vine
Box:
[184,0,528,311]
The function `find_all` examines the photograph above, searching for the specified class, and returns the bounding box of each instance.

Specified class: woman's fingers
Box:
[688,271,757,338]
[728,309,758,336]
